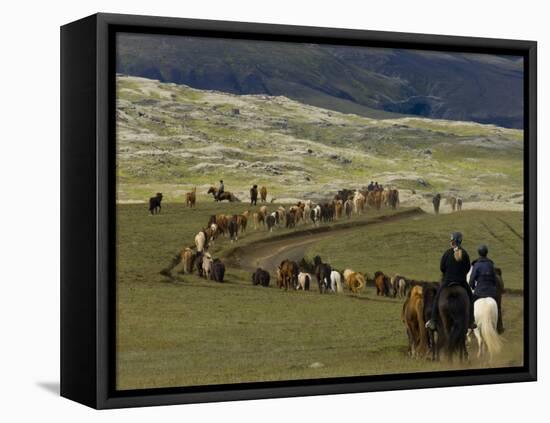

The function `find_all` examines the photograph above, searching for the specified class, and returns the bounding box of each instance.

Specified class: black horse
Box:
[313,255,332,294]
[434,284,470,362]
[432,193,441,215]
[251,268,270,287]
[212,259,225,282]
[422,283,439,360]
[334,189,354,202]
[149,193,163,215]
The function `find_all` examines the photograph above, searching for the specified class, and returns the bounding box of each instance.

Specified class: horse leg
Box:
[406,328,414,357]
[434,331,438,361]
[497,300,504,333]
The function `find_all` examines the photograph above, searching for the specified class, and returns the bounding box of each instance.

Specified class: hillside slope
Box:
[116,75,523,210]
[116,34,524,128]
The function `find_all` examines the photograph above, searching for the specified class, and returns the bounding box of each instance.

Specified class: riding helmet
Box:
[450,231,463,246]
[478,244,489,257]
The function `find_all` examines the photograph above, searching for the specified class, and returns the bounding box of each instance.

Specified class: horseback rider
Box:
[470,245,504,333]
[469,244,504,333]
[426,232,475,331]
[216,179,225,200]
[469,244,498,302]
[367,181,374,192]
[250,184,258,206]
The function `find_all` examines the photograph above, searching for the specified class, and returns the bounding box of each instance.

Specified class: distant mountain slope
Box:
[116,33,523,128]
[116,75,523,209]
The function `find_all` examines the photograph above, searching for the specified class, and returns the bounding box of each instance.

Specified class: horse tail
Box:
[336,274,343,293]
[305,274,310,291]
[446,291,467,355]
[356,273,366,291]
[477,298,502,358]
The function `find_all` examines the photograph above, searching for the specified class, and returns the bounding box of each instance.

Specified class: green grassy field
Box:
[116,202,524,390]
[305,210,524,290]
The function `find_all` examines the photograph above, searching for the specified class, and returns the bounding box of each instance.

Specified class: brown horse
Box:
[207,187,239,202]
[277,260,299,290]
[260,186,267,202]
[215,214,229,235]
[237,211,248,232]
[185,187,196,207]
[368,190,382,210]
[402,285,429,358]
[374,271,391,296]
[343,269,366,294]
[160,247,196,277]
[388,189,400,209]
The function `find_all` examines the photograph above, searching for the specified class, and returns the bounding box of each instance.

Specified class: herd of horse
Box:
[433,193,463,214]
[401,271,504,362]
[154,184,502,364]
[151,186,461,217]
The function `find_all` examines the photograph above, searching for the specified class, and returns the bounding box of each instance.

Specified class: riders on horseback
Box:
[469,245,498,303]
[216,180,225,200]
[426,232,476,331]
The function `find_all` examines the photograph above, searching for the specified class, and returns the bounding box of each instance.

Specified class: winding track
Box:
[224,207,425,273]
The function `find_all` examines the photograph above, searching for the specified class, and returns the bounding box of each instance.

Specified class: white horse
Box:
[297,272,311,290]
[202,252,213,280]
[330,271,343,293]
[398,278,407,298]
[473,297,502,361]
[209,223,218,241]
[194,230,206,253]
[312,205,321,226]
[353,191,365,214]
[303,203,311,225]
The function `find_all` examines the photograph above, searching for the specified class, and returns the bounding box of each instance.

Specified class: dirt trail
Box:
[224,208,424,272]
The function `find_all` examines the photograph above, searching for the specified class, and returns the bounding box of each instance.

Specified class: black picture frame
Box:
[61,12,537,409]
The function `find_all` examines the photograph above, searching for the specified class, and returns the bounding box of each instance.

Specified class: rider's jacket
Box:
[440,247,471,286]
[469,257,497,298]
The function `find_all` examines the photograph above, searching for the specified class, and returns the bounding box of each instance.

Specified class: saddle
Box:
[440,281,471,298]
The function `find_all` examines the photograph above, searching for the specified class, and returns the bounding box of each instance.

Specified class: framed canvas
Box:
[60,13,537,409]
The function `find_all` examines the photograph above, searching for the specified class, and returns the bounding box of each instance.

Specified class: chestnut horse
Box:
[260,186,268,202]
[185,187,196,207]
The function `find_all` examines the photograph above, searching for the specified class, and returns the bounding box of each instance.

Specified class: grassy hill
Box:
[116,75,523,211]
